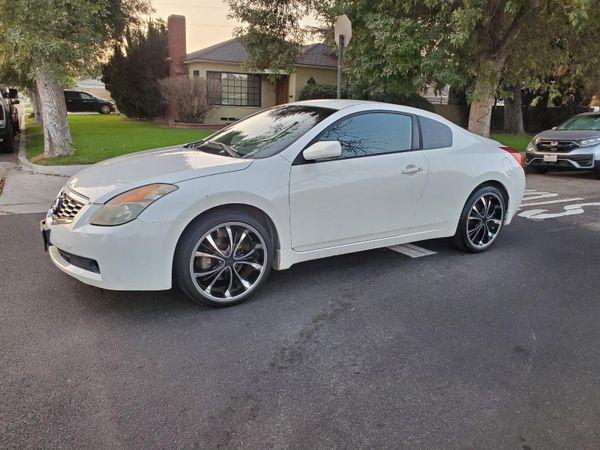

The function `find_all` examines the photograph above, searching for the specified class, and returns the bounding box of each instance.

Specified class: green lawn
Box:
[490,133,532,152]
[27,115,214,165]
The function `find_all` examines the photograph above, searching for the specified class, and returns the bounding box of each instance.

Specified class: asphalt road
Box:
[2,172,600,449]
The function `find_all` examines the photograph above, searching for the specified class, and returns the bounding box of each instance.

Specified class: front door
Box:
[289,112,429,251]
[275,76,289,105]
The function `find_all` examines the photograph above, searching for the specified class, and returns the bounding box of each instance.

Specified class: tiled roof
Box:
[183,38,336,68]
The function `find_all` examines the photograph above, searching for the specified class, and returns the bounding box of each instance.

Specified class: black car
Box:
[64,90,116,114]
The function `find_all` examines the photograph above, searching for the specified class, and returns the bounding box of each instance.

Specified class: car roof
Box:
[290,99,461,129]
[575,111,600,117]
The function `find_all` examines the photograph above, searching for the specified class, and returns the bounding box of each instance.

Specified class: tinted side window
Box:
[319,112,413,159]
[80,92,93,100]
[64,91,77,100]
[419,116,453,149]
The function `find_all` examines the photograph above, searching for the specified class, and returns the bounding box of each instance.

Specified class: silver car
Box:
[525,112,600,178]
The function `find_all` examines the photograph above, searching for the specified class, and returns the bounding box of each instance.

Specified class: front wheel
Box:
[174,210,273,307]
[99,105,112,114]
[454,186,506,253]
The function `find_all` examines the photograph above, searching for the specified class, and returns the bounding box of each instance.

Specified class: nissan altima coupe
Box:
[41,100,525,306]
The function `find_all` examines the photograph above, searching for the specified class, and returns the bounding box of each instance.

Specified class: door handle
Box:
[402,165,423,175]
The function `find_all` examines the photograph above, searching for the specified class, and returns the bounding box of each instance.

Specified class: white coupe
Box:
[41,100,526,306]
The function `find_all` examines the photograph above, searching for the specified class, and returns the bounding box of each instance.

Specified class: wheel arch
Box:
[173,202,281,265]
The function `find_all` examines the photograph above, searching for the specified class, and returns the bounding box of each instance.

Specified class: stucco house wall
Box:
[185,60,277,124]
[290,66,338,101]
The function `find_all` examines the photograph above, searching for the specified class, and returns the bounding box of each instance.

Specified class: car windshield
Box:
[196,105,336,159]
[557,114,600,131]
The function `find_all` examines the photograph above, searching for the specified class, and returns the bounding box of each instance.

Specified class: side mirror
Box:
[11,99,19,105]
[302,141,342,161]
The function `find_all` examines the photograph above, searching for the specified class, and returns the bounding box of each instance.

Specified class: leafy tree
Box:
[228,0,600,136]
[102,20,168,119]
[0,0,150,157]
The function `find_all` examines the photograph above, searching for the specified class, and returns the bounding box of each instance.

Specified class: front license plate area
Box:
[543,154,558,163]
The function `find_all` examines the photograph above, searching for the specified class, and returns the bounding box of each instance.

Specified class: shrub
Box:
[367,91,435,112]
[299,83,338,100]
[158,77,214,123]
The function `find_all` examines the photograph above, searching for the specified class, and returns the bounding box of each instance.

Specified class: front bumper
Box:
[525,151,596,170]
[41,215,175,291]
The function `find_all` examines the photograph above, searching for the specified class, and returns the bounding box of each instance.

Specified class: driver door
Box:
[289,111,429,251]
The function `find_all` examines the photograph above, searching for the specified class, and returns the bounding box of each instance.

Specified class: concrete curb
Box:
[17,130,89,177]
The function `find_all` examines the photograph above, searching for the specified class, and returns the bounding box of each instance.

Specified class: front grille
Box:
[57,248,100,274]
[526,154,594,168]
[53,191,85,223]
[536,140,579,153]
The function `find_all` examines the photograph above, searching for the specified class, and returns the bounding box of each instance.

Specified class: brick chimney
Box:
[167,15,187,121]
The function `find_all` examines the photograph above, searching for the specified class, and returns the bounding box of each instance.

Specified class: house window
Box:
[192,70,200,78]
[206,71,261,107]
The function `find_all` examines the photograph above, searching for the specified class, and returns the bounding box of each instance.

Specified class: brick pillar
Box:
[167,15,187,121]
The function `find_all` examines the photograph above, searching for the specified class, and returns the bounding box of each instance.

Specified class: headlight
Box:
[579,137,600,147]
[526,139,537,152]
[90,183,177,226]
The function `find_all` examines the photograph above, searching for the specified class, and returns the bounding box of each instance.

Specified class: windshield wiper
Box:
[195,141,241,158]
[212,141,241,158]
[183,139,206,149]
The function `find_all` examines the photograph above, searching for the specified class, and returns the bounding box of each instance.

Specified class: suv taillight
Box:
[500,146,523,167]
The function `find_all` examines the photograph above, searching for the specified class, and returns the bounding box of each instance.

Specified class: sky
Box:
[151,0,239,52]
[151,0,321,53]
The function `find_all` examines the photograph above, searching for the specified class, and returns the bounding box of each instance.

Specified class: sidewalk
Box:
[0,132,87,215]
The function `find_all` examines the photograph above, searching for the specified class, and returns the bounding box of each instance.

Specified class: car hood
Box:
[66,146,253,203]
[535,129,600,140]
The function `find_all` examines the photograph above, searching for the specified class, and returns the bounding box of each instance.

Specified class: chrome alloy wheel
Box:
[466,192,505,250]
[189,222,267,303]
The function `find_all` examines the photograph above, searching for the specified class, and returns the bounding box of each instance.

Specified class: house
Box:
[167,15,337,124]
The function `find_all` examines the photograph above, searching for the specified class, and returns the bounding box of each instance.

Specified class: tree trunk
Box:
[31,83,43,124]
[468,77,496,137]
[504,85,525,134]
[35,67,74,157]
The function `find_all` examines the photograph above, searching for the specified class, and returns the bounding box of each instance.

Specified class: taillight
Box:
[500,146,523,167]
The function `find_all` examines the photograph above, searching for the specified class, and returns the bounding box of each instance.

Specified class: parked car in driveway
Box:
[64,90,115,114]
[525,112,600,178]
[40,100,526,306]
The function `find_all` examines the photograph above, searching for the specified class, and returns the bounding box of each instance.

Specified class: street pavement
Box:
[1,171,600,448]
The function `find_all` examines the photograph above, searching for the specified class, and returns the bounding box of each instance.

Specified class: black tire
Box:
[99,105,112,114]
[0,118,15,153]
[174,209,274,307]
[453,185,506,253]
[594,167,600,180]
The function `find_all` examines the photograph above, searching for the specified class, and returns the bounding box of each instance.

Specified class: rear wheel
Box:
[454,186,506,253]
[174,210,273,307]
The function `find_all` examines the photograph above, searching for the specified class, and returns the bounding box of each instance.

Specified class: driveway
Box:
[1,172,600,448]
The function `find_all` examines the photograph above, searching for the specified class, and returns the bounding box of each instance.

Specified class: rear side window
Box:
[319,112,413,159]
[419,116,453,149]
